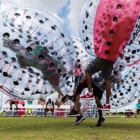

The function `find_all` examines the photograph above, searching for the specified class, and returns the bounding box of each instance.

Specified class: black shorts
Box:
[11,101,16,104]
[76,81,103,100]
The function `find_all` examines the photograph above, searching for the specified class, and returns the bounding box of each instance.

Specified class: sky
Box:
[0,0,86,37]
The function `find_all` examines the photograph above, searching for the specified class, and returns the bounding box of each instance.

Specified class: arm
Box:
[38,99,45,106]
[55,98,58,105]
[42,99,45,106]
[38,99,41,104]
[5,99,10,104]
[57,89,64,97]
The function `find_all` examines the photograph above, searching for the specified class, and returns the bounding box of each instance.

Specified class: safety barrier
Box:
[2,105,71,117]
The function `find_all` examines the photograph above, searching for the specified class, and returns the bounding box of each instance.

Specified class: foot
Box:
[68,95,76,103]
[74,115,85,125]
[61,95,69,103]
[96,117,105,127]
[80,93,94,99]
[67,109,80,117]
[98,104,110,110]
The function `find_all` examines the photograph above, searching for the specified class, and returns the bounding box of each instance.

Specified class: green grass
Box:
[0,115,140,140]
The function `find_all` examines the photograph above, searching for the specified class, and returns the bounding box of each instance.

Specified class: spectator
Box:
[5,98,25,110]
[135,99,140,118]
[44,98,54,117]
[38,98,45,108]
[55,94,62,108]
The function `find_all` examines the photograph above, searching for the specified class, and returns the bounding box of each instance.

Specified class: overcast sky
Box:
[0,0,86,37]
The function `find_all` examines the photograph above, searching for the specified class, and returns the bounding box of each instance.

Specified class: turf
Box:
[0,115,140,140]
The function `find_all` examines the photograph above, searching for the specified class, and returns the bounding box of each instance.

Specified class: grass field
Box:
[0,115,140,140]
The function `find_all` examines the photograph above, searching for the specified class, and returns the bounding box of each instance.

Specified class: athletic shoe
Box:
[68,95,76,103]
[74,115,85,125]
[80,93,94,99]
[96,117,105,127]
[61,95,76,103]
[98,104,110,110]
[74,117,79,124]
[67,109,80,116]
[61,95,69,103]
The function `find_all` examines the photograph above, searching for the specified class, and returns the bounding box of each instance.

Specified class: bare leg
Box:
[52,111,54,117]
[15,102,18,110]
[73,94,80,111]
[105,80,111,104]
[96,97,101,105]
[135,109,138,117]
[85,71,93,93]
[73,77,87,113]
[73,87,77,95]
[71,94,83,116]
[76,101,82,116]
[10,102,12,110]
[57,89,64,97]
[44,109,46,117]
